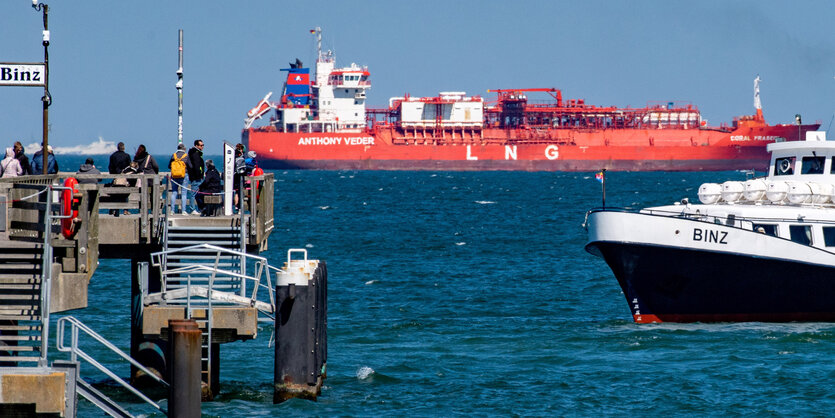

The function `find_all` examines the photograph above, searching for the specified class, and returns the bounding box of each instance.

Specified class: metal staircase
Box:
[0,242,46,365]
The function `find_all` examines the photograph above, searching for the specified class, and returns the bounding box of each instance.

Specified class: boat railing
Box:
[588,206,835,238]
[56,315,169,415]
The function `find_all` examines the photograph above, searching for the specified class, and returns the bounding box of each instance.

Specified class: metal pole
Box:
[601,169,607,209]
[39,184,52,367]
[239,173,246,292]
[177,30,183,145]
[33,2,51,174]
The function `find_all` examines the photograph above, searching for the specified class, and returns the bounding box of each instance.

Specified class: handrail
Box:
[149,244,275,315]
[39,183,76,367]
[56,316,168,414]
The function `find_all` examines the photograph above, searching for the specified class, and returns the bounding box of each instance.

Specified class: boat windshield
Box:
[801,156,825,174]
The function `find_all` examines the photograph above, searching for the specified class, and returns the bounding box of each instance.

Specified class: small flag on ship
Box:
[596,169,607,208]
[310,29,316,34]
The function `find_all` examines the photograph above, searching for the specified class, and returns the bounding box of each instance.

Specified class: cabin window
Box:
[753,224,778,236]
[775,157,795,176]
[789,225,812,246]
[801,156,825,174]
[824,227,835,247]
[725,214,736,226]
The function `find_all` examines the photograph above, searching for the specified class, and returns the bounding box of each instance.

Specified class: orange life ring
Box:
[249,167,263,202]
[61,177,80,239]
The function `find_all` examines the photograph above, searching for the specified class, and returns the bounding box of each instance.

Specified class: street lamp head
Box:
[32,0,47,12]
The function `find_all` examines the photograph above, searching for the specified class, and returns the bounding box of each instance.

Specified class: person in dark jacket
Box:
[76,158,101,184]
[31,145,58,174]
[196,160,222,216]
[133,144,159,174]
[13,142,30,175]
[109,142,131,175]
[185,139,205,214]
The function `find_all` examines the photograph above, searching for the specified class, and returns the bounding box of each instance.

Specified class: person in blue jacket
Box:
[31,145,58,174]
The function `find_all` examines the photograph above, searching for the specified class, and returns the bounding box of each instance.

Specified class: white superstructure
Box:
[313,60,370,132]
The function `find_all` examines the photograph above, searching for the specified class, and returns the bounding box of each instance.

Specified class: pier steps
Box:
[0,242,45,365]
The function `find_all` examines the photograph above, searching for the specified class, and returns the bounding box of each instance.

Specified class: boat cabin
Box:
[645,131,835,251]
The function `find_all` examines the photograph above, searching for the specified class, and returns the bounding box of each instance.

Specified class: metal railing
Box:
[148,244,276,317]
[56,316,168,415]
[38,183,74,367]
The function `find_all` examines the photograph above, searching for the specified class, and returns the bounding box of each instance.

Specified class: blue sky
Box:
[2,0,834,155]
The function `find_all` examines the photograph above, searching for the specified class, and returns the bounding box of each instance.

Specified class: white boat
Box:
[585,131,835,323]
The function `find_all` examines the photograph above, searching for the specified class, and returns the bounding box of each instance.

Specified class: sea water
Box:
[47,157,835,415]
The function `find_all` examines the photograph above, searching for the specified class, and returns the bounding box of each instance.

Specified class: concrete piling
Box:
[274,251,327,403]
[169,319,201,417]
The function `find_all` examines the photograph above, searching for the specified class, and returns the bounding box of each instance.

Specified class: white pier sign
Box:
[0,63,47,87]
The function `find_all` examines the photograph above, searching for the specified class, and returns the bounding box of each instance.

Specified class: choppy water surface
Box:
[59,165,835,415]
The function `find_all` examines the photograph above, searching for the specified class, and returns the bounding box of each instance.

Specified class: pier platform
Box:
[0,171,277,413]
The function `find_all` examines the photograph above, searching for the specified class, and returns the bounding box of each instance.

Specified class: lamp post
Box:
[32,0,50,174]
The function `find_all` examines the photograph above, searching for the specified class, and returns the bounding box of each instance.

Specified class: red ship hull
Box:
[244,123,819,171]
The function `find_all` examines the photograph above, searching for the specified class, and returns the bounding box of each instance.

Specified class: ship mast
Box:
[315,26,322,62]
[754,75,764,122]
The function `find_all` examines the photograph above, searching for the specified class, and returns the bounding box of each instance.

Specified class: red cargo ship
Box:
[243,29,819,171]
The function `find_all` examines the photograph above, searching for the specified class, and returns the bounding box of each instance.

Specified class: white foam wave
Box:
[455,242,466,246]
[356,366,375,380]
[27,137,117,155]
[365,280,377,285]
[475,201,496,205]
[305,243,314,248]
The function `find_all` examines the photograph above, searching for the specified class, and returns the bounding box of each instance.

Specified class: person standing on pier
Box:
[168,143,192,214]
[107,142,132,217]
[32,145,58,174]
[13,142,30,175]
[133,144,159,174]
[76,158,101,184]
[0,147,23,178]
[196,159,222,216]
[186,139,205,215]
[109,142,131,176]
